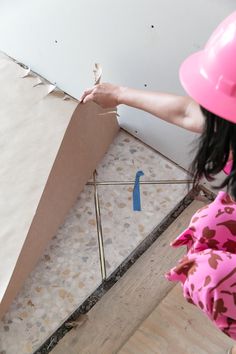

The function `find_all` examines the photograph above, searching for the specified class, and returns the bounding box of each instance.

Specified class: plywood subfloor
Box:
[119,284,234,354]
[51,200,211,354]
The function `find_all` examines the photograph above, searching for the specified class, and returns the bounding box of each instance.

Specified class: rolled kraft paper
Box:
[0,53,119,318]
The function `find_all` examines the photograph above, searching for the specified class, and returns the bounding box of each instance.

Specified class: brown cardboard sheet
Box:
[0,53,119,318]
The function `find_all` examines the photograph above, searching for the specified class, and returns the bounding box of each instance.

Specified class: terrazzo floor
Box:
[0,130,189,354]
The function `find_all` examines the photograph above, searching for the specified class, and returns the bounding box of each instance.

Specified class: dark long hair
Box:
[190,106,236,200]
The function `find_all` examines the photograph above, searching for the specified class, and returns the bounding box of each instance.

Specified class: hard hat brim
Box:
[179,51,236,124]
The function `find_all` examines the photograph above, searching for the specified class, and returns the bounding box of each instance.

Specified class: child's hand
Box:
[80,83,122,108]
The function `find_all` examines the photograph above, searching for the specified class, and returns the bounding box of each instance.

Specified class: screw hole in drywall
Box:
[135,130,138,134]
[144,84,147,88]
[55,40,58,44]
[151,25,155,29]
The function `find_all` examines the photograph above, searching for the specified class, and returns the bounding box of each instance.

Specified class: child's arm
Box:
[80,83,205,134]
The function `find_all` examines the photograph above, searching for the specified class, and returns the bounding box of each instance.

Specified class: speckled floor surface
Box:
[0,130,189,354]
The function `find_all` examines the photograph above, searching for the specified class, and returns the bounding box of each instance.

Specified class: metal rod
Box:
[93,171,107,281]
[87,179,193,186]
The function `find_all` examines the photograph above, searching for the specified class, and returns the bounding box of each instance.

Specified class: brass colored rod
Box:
[93,171,107,281]
[87,179,193,186]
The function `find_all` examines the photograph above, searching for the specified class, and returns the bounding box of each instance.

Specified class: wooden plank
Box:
[120,285,234,354]
[51,200,205,354]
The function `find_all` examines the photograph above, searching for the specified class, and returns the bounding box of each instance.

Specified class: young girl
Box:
[81,12,236,354]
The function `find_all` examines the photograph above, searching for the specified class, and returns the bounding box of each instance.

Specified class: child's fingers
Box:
[82,93,94,104]
[80,87,95,102]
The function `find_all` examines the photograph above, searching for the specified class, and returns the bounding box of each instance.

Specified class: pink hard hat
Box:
[180,12,236,123]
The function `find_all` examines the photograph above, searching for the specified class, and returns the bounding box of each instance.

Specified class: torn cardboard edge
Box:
[0,50,78,101]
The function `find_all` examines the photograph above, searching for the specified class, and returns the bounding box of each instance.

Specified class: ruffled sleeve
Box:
[170,228,195,251]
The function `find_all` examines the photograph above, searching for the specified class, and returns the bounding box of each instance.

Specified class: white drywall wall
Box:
[0,0,235,169]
